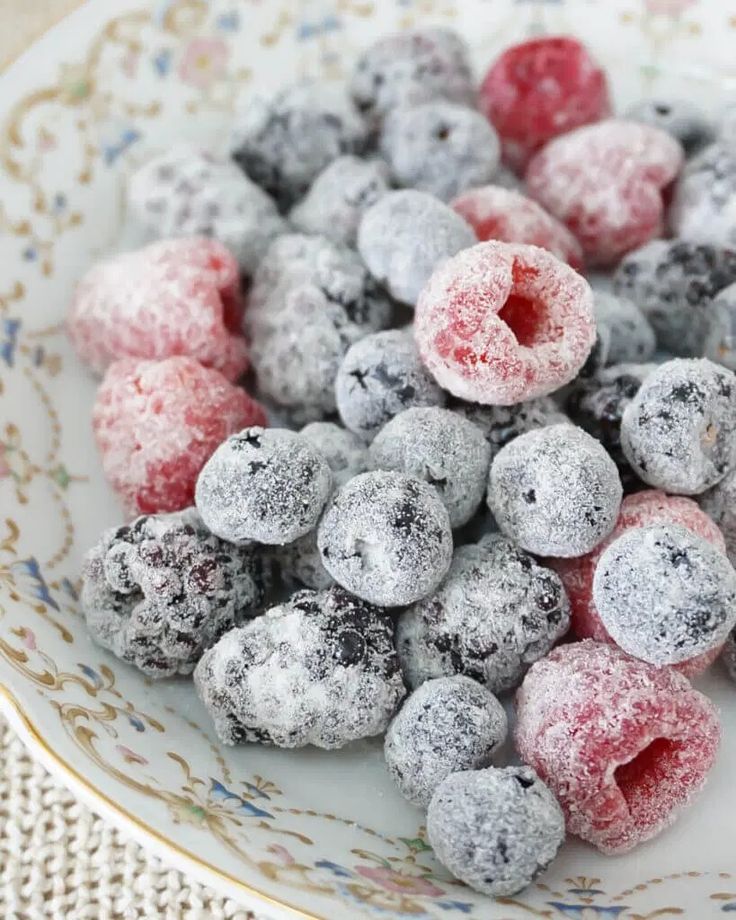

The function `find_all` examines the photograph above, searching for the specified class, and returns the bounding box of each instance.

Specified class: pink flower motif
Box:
[355,865,445,897]
[267,844,295,866]
[116,745,148,766]
[178,37,229,89]
[18,627,36,650]
[644,0,696,16]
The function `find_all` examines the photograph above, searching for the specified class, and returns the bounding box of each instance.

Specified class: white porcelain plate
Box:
[3,2,736,917]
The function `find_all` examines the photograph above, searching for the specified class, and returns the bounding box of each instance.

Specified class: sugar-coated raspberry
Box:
[427,767,565,897]
[230,83,368,212]
[670,143,736,247]
[384,675,507,807]
[593,524,736,666]
[703,281,736,371]
[357,190,476,306]
[350,27,474,128]
[317,471,453,607]
[479,36,610,172]
[93,357,264,516]
[621,358,736,495]
[196,427,332,545]
[626,98,714,157]
[452,396,569,459]
[369,407,491,528]
[488,423,622,557]
[289,155,390,247]
[525,120,683,266]
[515,641,721,854]
[194,586,405,748]
[81,508,268,678]
[451,185,584,269]
[128,147,286,275]
[68,238,248,381]
[396,534,570,694]
[414,241,596,405]
[593,291,656,365]
[335,329,446,439]
[613,240,736,356]
[700,468,736,566]
[380,102,501,202]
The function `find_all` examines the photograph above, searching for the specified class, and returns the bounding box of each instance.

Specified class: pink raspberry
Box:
[68,238,248,381]
[479,36,610,172]
[525,120,683,266]
[515,640,720,854]
[93,356,265,516]
[414,241,595,405]
[451,185,584,270]
[550,489,726,677]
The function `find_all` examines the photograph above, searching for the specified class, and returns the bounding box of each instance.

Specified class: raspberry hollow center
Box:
[498,293,559,348]
[613,736,680,816]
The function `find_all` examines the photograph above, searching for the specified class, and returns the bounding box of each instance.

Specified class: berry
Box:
[368,407,491,527]
[414,241,596,405]
[194,586,405,748]
[289,155,390,247]
[357,190,476,306]
[613,240,736,356]
[384,675,507,807]
[452,396,569,459]
[479,36,610,172]
[593,291,656,365]
[396,534,570,694]
[195,427,332,545]
[625,98,714,157]
[427,767,565,897]
[670,143,736,247]
[722,630,736,683]
[93,357,265,516]
[128,147,286,275]
[450,185,584,269]
[526,120,683,266]
[488,424,622,557]
[700,467,736,566]
[335,329,446,439]
[230,82,368,211]
[515,641,721,853]
[703,281,736,371]
[620,358,736,495]
[68,238,248,381]
[317,471,453,607]
[81,508,267,678]
[380,102,501,202]
[593,524,736,666]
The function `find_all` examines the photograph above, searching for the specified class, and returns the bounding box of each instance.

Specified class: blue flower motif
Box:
[1,318,20,367]
[436,903,474,914]
[547,905,630,918]
[10,557,59,610]
[128,714,145,732]
[22,246,37,262]
[209,779,273,818]
[152,48,171,76]
[102,127,141,165]
[297,14,342,40]
[60,577,79,601]
[52,192,67,213]
[314,859,354,878]
[216,11,240,32]
[78,664,103,689]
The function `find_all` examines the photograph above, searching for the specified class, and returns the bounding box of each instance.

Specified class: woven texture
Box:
[0,716,266,920]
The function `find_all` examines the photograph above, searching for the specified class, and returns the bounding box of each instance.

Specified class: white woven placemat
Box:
[0,716,260,920]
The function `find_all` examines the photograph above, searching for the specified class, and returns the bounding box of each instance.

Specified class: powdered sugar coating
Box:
[195,428,332,545]
[427,767,565,897]
[414,241,596,405]
[670,143,736,247]
[593,523,736,666]
[613,240,736,355]
[396,534,570,694]
[289,155,390,247]
[335,329,446,439]
[452,396,569,459]
[626,98,714,157]
[81,508,267,678]
[700,468,736,566]
[68,238,248,381]
[128,147,286,275]
[620,358,736,495]
[369,407,491,527]
[380,102,501,203]
[450,185,584,269]
[488,424,622,557]
[703,281,736,371]
[93,356,265,516]
[317,471,453,607]
[230,82,368,211]
[384,676,507,807]
[350,28,474,128]
[525,120,683,266]
[593,291,656,364]
[515,640,721,854]
[194,586,405,748]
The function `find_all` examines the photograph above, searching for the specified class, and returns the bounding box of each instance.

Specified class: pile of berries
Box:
[71,25,736,901]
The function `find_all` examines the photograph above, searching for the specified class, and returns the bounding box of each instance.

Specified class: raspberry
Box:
[515,640,721,854]
[93,357,265,516]
[69,238,248,381]
[451,185,584,269]
[479,36,610,172]
[525,120,683,266]
[414,241,596,405]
